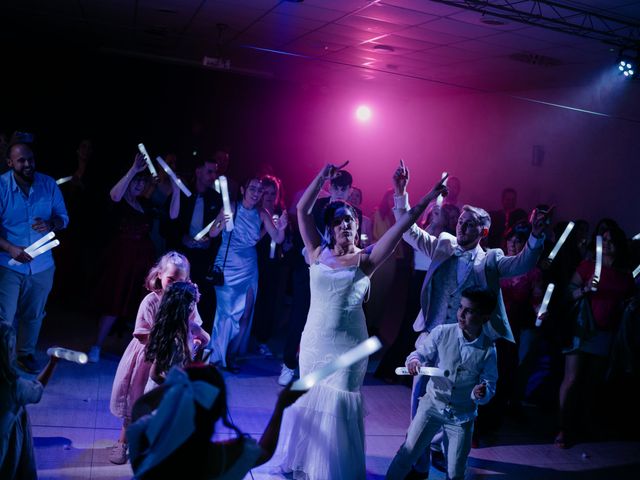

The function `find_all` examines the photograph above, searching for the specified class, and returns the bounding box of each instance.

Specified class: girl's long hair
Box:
[145,282,195,373]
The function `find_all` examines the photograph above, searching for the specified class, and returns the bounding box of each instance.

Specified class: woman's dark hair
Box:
[322,200,359,247]
[592,224,630,269]
[145,282,196,373]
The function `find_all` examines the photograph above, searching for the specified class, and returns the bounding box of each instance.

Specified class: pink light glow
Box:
[355,105,372,122]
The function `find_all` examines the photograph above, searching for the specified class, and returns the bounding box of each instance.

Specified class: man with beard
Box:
[0,142,68,373]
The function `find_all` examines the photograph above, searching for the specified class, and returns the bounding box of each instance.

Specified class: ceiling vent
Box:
[508,52,563,66]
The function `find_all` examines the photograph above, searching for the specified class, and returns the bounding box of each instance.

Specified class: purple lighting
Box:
[355,105,372,122]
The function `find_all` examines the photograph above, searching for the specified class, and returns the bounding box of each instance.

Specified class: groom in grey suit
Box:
[391,162,548,478]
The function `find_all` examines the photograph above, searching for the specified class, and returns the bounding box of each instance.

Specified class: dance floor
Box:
[26,307,640,479]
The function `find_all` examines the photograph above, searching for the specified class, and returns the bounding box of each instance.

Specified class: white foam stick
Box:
[219,176,234,232]
[270,214,279,259]
[8,232,56,266]
[592,235,603,291]
[156,156,192,197]
[25,232,56,255]
[395,367,450,377]
[214,178,221,193]
[9,238,60,265]
[291,337,382,391]
[547,221,575,262]
[56,176,73,185]
[194,219,216,241]
[633,233,640,241]
[536,283,555,327]
[633,264,640,279]
[47,347,88,364]
[436,171,448,207]
[137,143,158,178]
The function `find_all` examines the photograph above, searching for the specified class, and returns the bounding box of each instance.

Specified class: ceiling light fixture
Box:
[617,50,637,78]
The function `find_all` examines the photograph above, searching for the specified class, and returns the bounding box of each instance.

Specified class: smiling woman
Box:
[206,176,287,372]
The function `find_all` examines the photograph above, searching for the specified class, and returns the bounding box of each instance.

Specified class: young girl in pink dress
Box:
[108,252,210,465]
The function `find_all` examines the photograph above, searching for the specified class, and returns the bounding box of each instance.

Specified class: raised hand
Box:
[530,205,554,238]
[133,153,147,172]
[420,172,449,205]
[319,160,349,181]
[277,211,289,231]
[393,160,410,195]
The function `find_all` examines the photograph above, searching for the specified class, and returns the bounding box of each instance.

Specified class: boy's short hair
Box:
[331,170,353,188]
[460,288,497,316]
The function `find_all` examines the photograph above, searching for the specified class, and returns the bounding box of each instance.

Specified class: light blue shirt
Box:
[0,171,69,274]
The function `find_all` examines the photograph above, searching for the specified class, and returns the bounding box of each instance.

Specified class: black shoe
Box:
[17,354,42,373]
[405,467,429,479]
[430,448,447,473]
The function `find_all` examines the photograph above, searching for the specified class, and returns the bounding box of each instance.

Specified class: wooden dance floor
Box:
[27,307,640,479]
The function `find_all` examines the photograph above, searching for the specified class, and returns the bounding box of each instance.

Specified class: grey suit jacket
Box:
[394,194,543,343]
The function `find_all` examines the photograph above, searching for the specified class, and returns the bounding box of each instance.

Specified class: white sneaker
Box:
[88,346,101,363]
[278,364,295,386]
[108,441,127,465]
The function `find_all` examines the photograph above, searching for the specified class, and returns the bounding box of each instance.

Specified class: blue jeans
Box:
[0,266,55,356]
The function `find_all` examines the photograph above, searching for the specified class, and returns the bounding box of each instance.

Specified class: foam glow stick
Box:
[395,367,450,377]
[8,232,56,266]
[436,171,448,207]
[10,239,60,265]
[219,176,234,232]
[547,221,574,262]
[592,235,603,291]
[56,176,73,185]
[47,347,88,364]
[270,214,279,259]
[156,156,192,197]
[194,220,216,241]
[632,264,640,279]
[291,337,382,391]
[633,233,640,241]
[137,143,158,178]
[536,283,555,327]
[214,179,221,193]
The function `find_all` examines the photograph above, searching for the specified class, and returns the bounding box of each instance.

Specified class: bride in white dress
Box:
[280,162,448,479]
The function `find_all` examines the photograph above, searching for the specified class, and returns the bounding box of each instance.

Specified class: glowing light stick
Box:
[156,156,192,197]
[547,221,574,263]
[633,233,640,241]
[214,179,221,193]
[270,214,279,259]
[291,337,382,391]
[632,264,640,279]
[56,176,73,185]
[47,347,88,364]
[137,143,158,178]
[592,235,603,291]
[8,232,57,266]
[395,367,450,377]
[219,176,234,232]
[436,171,448,207]
[194,220,216,242]
[535,283,555,327]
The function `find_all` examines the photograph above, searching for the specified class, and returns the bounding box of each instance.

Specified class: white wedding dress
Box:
[280,251,370,480]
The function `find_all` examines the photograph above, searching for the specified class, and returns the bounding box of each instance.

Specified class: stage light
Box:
[355,105,372,122]
[617,52,637,78]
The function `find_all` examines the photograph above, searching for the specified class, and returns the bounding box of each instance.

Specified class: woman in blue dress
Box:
[207,176,287,371]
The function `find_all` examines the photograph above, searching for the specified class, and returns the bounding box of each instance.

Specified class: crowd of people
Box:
[1,132,639,479]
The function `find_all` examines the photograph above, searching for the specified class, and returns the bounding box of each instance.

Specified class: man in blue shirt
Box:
[0,142,69,373]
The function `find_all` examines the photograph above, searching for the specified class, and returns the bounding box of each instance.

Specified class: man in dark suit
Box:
[167,156,222,333]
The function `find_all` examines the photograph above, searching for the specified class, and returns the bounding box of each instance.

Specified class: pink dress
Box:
[110,292,209,419]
